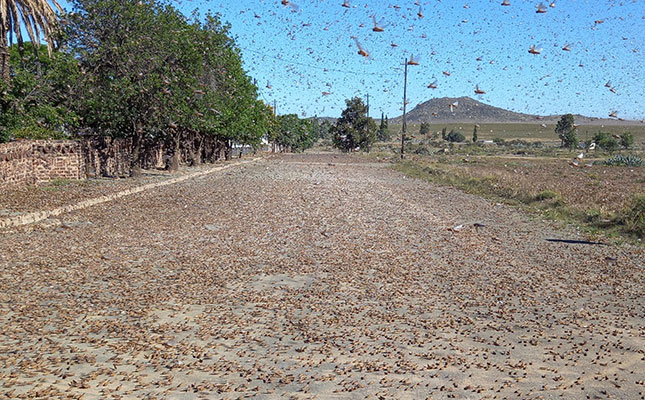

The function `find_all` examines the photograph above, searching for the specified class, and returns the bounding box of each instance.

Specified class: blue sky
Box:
[58,0,644,120]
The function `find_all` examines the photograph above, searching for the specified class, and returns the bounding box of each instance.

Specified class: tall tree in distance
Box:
[0,0,62,83]
[276,113,314,152]
[555,114,578,150]
[377,112,390,141]
[332,97,376,152]
[419,122,430,135]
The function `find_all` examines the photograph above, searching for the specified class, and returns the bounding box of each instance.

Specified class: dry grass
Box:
[393,154,644,241]
[387,122,645,144]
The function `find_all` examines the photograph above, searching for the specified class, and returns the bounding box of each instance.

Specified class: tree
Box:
[332,97,376,152]
[65,0,260,171]
[376,112,390,141]
[67,0,192,173]
[276,113,315,152]
[0,42,79,142]
[1,0,62,83]
[555,114,578,150]
[472,125,478,143]
[419,122,430,135]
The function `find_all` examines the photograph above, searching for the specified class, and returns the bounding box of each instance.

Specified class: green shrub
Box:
[620,132,634,149]
[533,190,559,201]
[419,122,430,135]
[412,144,431,155]
[531,190,564,207]
[592,132,619,152]
[617,194,645,238]
[555,114,578,150]
[446,130,465,143]
[604,154,643,167]
[493,137,505,145]
[584,209,603,224]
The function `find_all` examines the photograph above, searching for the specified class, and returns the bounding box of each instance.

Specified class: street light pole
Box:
[401,58,408,159]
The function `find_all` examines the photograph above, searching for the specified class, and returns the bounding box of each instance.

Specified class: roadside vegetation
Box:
[372,115,644,243]
[0,0,316,172]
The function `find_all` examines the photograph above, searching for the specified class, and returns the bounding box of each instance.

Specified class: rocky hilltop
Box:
[390,97,640,125]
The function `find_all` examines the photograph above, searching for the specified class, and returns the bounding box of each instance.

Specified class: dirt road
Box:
[1,153,643,399]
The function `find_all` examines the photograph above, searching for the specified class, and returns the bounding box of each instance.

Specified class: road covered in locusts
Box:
[0,153,643,399]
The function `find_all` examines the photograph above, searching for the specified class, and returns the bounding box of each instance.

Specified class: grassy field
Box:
[364,123,644,243]
[388,155,644,243]
[387,122,645,144]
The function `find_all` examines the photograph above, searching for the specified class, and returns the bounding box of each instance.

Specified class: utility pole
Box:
[401,58,408,159]
[366,93,370,118]
[273,99,277,153]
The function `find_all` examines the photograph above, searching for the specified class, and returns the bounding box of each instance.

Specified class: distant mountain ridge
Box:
[389,97,641,125]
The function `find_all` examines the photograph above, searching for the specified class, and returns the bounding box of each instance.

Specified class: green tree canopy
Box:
[0,43,79,142]
[1,0,63,82]
[332,97,376,152]
[555,114,578,150]
[275,114,315,152]
[446,129,465,143]
[63,0,263,171]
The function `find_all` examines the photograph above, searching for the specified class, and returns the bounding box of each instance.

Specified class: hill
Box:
[390,97,640,125]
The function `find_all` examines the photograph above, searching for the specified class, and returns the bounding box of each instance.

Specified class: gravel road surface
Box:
[1,153,643,399]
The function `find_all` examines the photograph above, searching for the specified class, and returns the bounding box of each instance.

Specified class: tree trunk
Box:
[225,140,232,161]
[131,138,142,177]
[204,137,216,163]
[167,129,180,173]
[190,134,203,166]
[130,122,144,177]
[0,28,10,84]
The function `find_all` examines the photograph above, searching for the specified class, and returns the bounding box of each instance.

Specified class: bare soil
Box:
[0,153,643,399]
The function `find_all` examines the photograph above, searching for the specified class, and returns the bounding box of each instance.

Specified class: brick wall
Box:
[0,141,33,186]
[0,140,85,189]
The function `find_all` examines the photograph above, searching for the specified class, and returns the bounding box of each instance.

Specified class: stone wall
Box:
[1,135,233,189]
[0,140,85,188]
[0,141,33,187]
